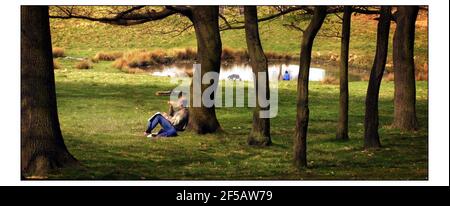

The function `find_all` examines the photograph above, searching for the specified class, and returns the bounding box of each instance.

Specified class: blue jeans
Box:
[145,114,177,137]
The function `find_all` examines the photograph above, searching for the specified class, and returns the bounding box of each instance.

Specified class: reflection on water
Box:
[150,62,361,81]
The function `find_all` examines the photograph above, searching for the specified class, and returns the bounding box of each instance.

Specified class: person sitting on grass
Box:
[167,91,188,115]
[144,92,189,138]
[282,70,291,81]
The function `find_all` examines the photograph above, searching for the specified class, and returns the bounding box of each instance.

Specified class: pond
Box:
[149,62,364,82]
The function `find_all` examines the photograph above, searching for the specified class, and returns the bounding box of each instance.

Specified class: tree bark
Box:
[187,6,222,134]
[336,6,352,140]
[363,6,392,149]
[21,6,77,176]
[393,6,419,131]
[244,6,271,146]
[294,6,327,168]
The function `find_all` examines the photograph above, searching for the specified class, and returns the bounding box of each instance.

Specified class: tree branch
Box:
[50,6,178,26]
[352,6,380,15]
[115,6,146,19]
[282,22,305,33]
[165,6,192,18]
[220,6,311,31]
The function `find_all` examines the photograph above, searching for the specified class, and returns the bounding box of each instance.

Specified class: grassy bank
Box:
[48,58,428,180]
[50,8,428,72]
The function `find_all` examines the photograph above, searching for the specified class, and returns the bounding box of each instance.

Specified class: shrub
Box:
[112,58,146,74]
[184,48,197,60]
[384,72,395,81]
[174,48,197,61]
[53,60,61,70]
[266,51,285,60]
[360,74,370,81]
[283,54,293,61]
[321,76,339,84]
[113,50,178,70]
[416,63,428,81]
[221,47,236,61]
[52,47,65,58]
[416,72,428,81]
[129,52,151,67]
[75,60,93,70]
[90,57,99,63]
[113,58,128,69]
[93,51,123,61]
[233,49,249,62]
[150,50,172,64]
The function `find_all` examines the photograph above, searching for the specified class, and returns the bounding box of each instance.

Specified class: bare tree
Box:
[393,6,419,131]
[293,6,327,168]
[364,6,392,149]
[186,6,223,133]
[244,6,271,146]
[21,6,78,176]
[336,6,352,140]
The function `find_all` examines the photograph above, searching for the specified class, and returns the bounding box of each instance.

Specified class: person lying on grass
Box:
[144,92,188,138]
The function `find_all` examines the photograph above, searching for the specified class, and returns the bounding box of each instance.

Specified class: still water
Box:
[150,62,363,81]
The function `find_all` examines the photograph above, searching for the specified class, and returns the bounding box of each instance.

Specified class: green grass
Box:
[48,59,428,180]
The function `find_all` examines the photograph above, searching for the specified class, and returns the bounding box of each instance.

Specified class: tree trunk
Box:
[21,6,77,176]
[363,6,392,149]
[187,6,222,134]
[336,6,352,140]
[294,6,327,168]
[393,6,419,131]
[244,6,271,146]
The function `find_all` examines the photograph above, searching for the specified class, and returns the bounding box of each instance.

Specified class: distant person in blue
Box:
[282,70,291,81]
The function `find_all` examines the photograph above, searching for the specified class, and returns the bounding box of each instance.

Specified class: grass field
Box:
[48,60,428,180]
[46,7,429,180]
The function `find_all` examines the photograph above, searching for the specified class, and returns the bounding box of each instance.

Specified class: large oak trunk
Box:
[244,6,271,146]
[363,6,392,149]
[21,6,77,176]
[336,6,352,140]
[187,6,222,134]
[293,6,327,168]
[393,6,419,131]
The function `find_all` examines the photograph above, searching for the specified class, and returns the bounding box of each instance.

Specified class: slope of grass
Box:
[50,8,428,71]
[48,58,428,180]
